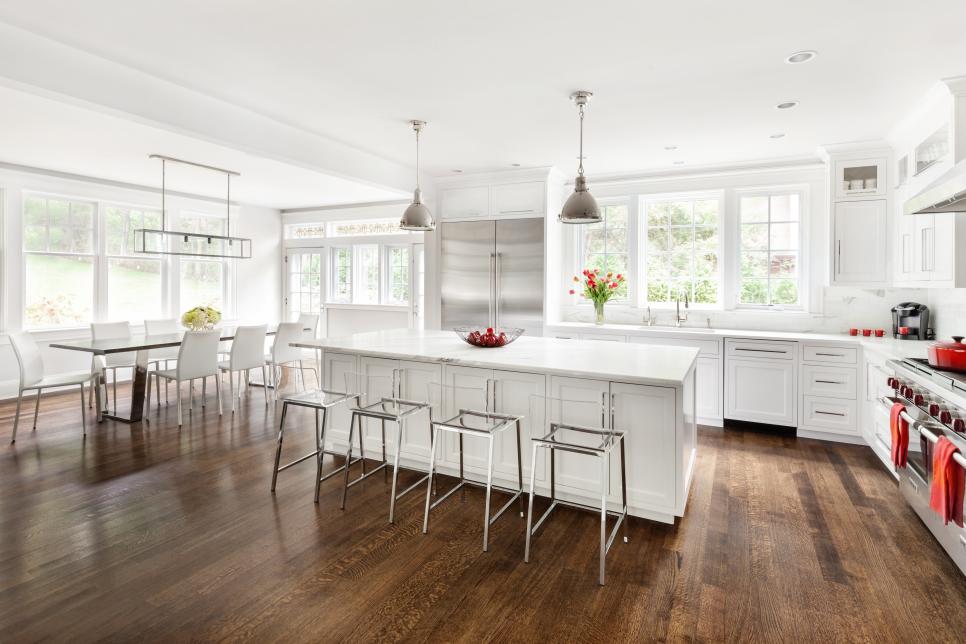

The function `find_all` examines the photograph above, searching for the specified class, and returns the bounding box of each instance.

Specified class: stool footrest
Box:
[428,478,522,525]
[530,498,626,540]
[319,454,364,483]
[276,450,319,472]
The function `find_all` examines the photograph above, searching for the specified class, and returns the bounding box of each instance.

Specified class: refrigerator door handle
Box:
[494,252,502,329]
[488,253,495,329]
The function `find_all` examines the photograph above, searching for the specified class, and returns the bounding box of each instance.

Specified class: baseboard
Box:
[795,428,866,445]
[697,416,723,428]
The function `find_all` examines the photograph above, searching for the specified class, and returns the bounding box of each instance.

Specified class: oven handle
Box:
[880,396,966,471]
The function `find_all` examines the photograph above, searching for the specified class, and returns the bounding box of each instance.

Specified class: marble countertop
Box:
[296,328,700,387]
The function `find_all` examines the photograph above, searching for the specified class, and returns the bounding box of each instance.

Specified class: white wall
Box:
[0,166,282,399]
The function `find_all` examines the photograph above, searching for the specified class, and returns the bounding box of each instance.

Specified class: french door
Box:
[285,248,325,335]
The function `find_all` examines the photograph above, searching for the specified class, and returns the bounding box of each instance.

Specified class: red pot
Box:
[928,336,966,372]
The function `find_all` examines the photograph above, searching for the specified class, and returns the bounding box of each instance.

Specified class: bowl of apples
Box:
[454,326,524,348]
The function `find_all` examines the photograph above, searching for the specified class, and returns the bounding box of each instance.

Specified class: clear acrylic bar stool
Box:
[271,388,363,502]
[524,394,628,586]
[422,382,524,552]
[341,370,434,524]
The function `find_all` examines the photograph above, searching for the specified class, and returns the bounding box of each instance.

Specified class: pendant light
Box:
[399,119,435,231]
[558,90,601,224]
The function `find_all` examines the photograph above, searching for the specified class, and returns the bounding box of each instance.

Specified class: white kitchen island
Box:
[294,329,699,524]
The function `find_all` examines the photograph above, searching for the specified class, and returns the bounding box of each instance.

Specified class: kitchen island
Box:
[294,329,699,523]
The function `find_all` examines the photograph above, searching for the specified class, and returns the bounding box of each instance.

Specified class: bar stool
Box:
[524,395,628,586]
[340,370,434,524]
[422,382,524,551]
[271,389,363,502]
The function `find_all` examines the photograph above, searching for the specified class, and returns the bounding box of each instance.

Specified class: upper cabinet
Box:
[822,145,892,287]
[436,168,564,222]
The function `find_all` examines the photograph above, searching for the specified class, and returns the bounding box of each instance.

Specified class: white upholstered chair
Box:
[266,322,319,397]
[89,321,136,414]
[144,318,180,407]
[150,330,222,426]
[9,332,95,443]
[218,324,270,412]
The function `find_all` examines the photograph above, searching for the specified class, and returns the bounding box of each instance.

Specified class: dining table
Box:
[50,325,311,424]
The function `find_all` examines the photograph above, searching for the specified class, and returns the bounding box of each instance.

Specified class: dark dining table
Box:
[50,325,308,424]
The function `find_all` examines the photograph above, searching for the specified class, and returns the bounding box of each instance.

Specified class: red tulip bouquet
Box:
[569,268,625,325]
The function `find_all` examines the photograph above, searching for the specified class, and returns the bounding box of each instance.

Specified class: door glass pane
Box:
[25,254,94,327]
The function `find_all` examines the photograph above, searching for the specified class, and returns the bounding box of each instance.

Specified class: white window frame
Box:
[639,191,724,310]
[328,245,353,304]
[353,243,381,305]
[734,187,806,310]
[383,244,411,306]
[572,196,637,306]
[175,210,234,316]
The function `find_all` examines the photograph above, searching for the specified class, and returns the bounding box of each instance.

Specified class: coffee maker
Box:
[891,302,932,340]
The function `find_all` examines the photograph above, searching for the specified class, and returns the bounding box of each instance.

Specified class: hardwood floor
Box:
[2,384,965,642]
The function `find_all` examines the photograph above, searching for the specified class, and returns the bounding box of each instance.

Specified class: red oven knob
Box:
[929,403,941,417]
[887,377,898,389]
[940,410,953,424]
[914,394,925,406]
[954,418,966,433]
[902,386,914,399]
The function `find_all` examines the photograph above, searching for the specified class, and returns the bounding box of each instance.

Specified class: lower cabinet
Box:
[695,356,722,423]
[724,356,798,426]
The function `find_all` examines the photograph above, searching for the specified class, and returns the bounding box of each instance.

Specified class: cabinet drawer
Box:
[725,338,796,360]
[630,335,721,357]
[802,364,857,399]
[490,181,545,217]
[802,344,858,364]
[440,185,489,220]
[800,396,858,434]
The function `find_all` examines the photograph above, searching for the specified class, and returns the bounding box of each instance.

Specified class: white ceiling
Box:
[1,0,965,188]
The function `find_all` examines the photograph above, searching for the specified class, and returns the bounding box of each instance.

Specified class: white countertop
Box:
[296,328,700,387]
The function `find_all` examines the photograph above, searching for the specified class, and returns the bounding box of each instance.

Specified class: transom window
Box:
[644,197,720,305]
[738,193,801,307]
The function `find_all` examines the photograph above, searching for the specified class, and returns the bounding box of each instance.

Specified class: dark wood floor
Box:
[2,384,965,643]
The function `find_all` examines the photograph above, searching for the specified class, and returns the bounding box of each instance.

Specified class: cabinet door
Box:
[397,360,442,460]
[610,382,677,511]
[695,356,722,422]
[439,365,492,474]
[548,376,610,494]
[833,200,887,284]
[931,213,955,282]
[493,369,547,484]
[895,212,917,283]
[490,181,545,218]
[356,357,399,454]
[913,214,934,281]
[440,185,489,220]
[834,158,887,200]
[321,352,359,449]
[725,357,797,426]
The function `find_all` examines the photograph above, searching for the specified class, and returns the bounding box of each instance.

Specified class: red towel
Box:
[890,403,909,469]
[929,436,965,527]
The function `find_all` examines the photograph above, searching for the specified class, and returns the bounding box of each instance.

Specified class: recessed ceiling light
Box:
[776,101,799,110]
[664,145,678,151]
[511,163,521,167]
[452,169,463,173]
[770,133,786,139]
[785,50,817,64]
[672,160,685,166]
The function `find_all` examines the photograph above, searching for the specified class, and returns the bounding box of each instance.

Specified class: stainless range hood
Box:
[903,158,966,215]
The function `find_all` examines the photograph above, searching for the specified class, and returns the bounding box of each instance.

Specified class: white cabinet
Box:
[833,157,887,200]
[439,185,489,220]
[800,396,859,434]
[695,356,722,423]
[321,351,359,449]
[490,181,545,217]
[801,364,857,399]
[832,200,888,285]
[894,212,966,287]
[798,343,860,439]
[724,339,798,427]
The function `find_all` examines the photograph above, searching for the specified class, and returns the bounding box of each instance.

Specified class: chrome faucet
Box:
[675,291,689,327]
[643,306,654,326]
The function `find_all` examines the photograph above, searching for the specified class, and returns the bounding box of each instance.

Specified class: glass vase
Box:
[593,300,605,325]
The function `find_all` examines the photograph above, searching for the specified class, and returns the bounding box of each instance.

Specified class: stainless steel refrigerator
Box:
[440,218,544,335]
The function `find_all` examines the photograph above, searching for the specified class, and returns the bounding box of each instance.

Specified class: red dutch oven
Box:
[928,335,966,372]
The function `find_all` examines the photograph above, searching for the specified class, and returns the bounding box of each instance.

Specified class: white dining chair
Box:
[266,322,319,397]
[8,333,96,443]
[88,321,136,414]
[218,324,270,412]
[150,330,222,426]
[144,318,181,408]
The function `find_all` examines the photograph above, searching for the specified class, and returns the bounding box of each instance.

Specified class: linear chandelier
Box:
[134,154,253,259]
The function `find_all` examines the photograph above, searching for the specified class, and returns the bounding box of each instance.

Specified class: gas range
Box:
[887,358,966,444]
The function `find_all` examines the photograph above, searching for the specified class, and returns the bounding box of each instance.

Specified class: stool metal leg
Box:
[380,418,387,481]
[422,424,440,534]
[621,437,629,544]
[515,419,524,517]
[524,444,540,563]
[388,418,404,524]
[483,434,495,551]
[340,412,357,510]
[599,451,608,586]
[271,402,290,492]
[314,408,326,502]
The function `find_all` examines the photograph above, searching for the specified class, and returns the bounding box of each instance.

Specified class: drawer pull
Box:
[815,352,844,357]
[735,347,788,354]
[815,379,845,385]
[815,410,846,417]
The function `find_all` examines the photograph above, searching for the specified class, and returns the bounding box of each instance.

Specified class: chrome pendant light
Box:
[559,90,601,224]
[399,119,436,231]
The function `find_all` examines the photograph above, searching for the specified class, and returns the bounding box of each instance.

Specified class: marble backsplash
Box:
[928,289,966,339]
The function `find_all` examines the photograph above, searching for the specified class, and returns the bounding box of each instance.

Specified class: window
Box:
[644,196,720,305]
[738,193,801,307]
[331,247,352,303]
[385,246,410,305]
[356,244,380,304]
[178,213,229,310]
[105,205,164,322]
[579,203,629,299]
[286,251,322,319]
[23,195,96,328]
[284,223,325,239]
[327,218,402,237]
